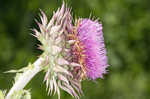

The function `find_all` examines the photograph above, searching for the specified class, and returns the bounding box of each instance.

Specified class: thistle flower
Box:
[69,19,109,80]
[6,2,109,99]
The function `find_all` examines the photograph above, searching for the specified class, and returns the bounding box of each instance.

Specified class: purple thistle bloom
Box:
[77,19,109,80]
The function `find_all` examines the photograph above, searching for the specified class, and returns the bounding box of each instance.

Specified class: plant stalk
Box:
[5,57,44,99]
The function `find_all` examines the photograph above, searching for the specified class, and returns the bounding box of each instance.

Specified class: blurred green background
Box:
[0,0,150,99]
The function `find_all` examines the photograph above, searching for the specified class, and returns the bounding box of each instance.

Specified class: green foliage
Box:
[0,90,5,99]
[0,0,150,99]
[11,90,31,99]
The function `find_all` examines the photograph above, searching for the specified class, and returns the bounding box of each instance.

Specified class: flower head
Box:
[33,2,109,99]
[69,19,109,80]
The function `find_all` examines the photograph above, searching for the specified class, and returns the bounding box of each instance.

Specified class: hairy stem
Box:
[6,57,44,99]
